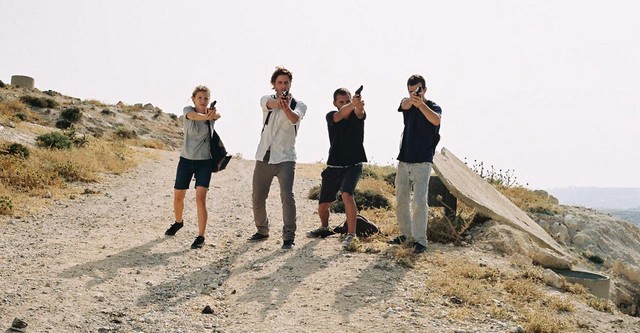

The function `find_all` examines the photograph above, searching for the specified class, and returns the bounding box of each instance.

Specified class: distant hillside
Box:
[599,209,640,226]
[549,187,640,210]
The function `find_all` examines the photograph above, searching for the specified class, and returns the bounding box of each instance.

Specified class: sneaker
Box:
[387,235,407,245]
[165,221,183,236]
[247,232,269,241]
[342,234,357,250]
[281,240,295,250]
[191,236,205,249]
[413,242,427,254]
[306,227,335,238]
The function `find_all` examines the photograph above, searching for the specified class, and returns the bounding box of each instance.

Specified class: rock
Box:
[202,305,214,314]
[11,318,28,332]
[543,269,565,289]
[510,326,525,333]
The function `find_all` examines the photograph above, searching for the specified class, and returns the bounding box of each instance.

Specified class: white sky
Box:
[1,0,639,189]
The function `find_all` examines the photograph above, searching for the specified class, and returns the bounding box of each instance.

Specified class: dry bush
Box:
[0,154,63,191]
[562,282,588,295]
[503,279,544,302]
[585,296,614,313]
[546,296,575,313]
[124,138,168,150]
[495,185,560,215]
[0,99,39,122]
[0,138,136,215]
[523,310,568,333]
[85,99,107,107]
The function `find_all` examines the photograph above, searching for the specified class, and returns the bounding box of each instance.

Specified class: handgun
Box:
[414,86,423,96]
[281,90,289,99]
[355,85,363,96]
[210,101,217,108]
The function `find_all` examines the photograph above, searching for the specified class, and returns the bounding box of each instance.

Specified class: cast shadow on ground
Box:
[59,238,187,287]
[135,239,254,308]
[233,239,343,321]
[332,253,410,324]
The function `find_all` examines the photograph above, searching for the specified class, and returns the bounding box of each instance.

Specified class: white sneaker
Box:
[342,234,357,250]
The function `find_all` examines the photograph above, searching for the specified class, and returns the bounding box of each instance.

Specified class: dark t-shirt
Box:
[397,100,442,163]
[326,111,368,166]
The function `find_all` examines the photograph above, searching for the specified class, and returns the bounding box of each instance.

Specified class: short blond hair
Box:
[191,85,210,98]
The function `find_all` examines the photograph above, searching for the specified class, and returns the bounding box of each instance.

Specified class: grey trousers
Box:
[252,160,297,241]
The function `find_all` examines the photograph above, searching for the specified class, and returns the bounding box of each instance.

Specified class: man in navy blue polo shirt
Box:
[307,87,367,250]
[388,74,442,253]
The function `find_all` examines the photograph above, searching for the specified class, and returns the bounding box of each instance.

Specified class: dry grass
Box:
[0,99,40,122]
[407,254,582,332]
[496,185,561,215]
[0,138,136,215]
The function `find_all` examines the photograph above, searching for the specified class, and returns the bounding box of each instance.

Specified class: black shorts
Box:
[318,164,363,203]
[174,156,213,190]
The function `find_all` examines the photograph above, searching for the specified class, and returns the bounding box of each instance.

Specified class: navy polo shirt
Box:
[397,100,442,163]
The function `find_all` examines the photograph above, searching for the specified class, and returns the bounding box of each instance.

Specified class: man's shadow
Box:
[59,238,187,287]
[233,239,342,320]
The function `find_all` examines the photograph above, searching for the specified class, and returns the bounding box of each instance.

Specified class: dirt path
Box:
[2,150,639,333]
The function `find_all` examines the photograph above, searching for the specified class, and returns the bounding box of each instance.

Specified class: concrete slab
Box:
[432,147,571,259]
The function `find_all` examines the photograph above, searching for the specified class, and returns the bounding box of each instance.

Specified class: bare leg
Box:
[174,189,186,222]
[318,202,332,228]
[342,192,357,235]
[195,186,208,237]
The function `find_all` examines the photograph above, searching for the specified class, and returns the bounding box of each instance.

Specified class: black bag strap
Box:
[262,95,297,133]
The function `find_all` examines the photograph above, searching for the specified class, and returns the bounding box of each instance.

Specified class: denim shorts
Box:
[319,164,363,203]
[174,157,213,189]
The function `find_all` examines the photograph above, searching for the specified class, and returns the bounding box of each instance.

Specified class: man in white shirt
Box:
[248,67,307,250]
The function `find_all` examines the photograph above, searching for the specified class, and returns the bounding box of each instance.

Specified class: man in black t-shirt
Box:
[388,74,442,254]
[307,88,367,250]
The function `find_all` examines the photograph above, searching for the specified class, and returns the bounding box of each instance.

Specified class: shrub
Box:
[0,80,5,88]
[0,196,12,215]
[384,171,396,186]
[7,143,30,158]
[20,95,58,108]
[113,126,137,139]
[36,132,72,150]
[307,186,390,213]
[55,118,72,129]
[64,127,89,148]
[169,113,177,120]
[51,161,90,182]
[43,90,60,96]
[60,107,82,122]
[15,113,28,121]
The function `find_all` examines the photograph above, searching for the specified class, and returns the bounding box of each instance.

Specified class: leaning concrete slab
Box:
[432,147,571,260]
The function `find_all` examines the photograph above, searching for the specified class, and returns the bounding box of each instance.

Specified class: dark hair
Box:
[407,74,426,88]
[333,88,351,101]
[270,66,293,85]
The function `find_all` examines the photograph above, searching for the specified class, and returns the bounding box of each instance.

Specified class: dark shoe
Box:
[306,227,335,238]
[248,232,269,241]
[281,240,295,250]
[387,235,407,245]
[413,242,427,254]
[165,222,183,236]
[191,236,205,249]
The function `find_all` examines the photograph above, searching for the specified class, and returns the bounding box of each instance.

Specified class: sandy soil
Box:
[2,149,640,333]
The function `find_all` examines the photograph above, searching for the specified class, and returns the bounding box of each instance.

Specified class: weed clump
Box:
[20,95,58,108]
[37,132,72,150]
[60,107,82,123]
[0,196,12,215]
[5,143,30,158]
[114,126,137,139]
